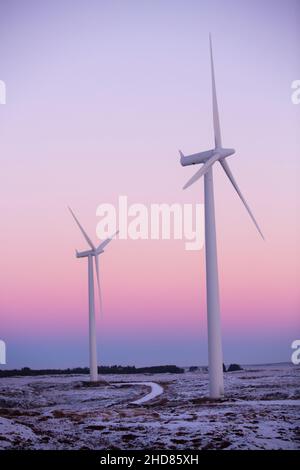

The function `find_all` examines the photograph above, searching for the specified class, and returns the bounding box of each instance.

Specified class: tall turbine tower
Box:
[180,36,264,399]
[69,207,118,382]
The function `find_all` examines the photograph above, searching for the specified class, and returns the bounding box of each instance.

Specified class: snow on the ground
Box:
[0,363,299,450]
[116,382,164,405]
[0,417,37,449]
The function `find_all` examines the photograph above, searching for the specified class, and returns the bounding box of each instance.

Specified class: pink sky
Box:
[0,0,299,368]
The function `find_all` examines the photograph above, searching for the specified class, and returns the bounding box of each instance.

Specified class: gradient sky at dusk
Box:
[0,0,299,368]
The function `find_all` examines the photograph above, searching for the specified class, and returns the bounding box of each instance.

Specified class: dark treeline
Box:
[0,364,184,378]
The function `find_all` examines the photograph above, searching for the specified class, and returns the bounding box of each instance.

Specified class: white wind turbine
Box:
[180,35,264,399]
[69,207,118,382]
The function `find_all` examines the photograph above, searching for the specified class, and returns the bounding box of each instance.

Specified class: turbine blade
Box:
[68,207,95,250]
[209,34,222,148]
[220,159,264,239]
[183,152,220,190]
[96,230,119,253]
[94,254,103,316]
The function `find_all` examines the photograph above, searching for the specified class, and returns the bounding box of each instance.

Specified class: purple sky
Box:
[0,0,299,368]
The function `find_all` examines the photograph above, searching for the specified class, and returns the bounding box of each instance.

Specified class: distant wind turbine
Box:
[180,35,264,399]
[69,207,118,382]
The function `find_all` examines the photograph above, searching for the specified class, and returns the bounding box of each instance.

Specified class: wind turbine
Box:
[69,207,118,382]
[180,35,264,399]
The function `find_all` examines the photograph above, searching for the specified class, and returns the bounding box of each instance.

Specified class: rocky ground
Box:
[0,363,299,450]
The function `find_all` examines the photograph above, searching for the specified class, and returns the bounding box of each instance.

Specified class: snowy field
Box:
[0,364,299,450]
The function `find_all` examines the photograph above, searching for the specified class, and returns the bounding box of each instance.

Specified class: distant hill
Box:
[0,364,184,378]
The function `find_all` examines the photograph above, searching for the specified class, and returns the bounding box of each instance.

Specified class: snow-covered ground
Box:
[115,382,164,405]
[0,363,299,450]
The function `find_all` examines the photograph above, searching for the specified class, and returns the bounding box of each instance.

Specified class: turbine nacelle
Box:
[180,147,235,167]
[76,249,104,258]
